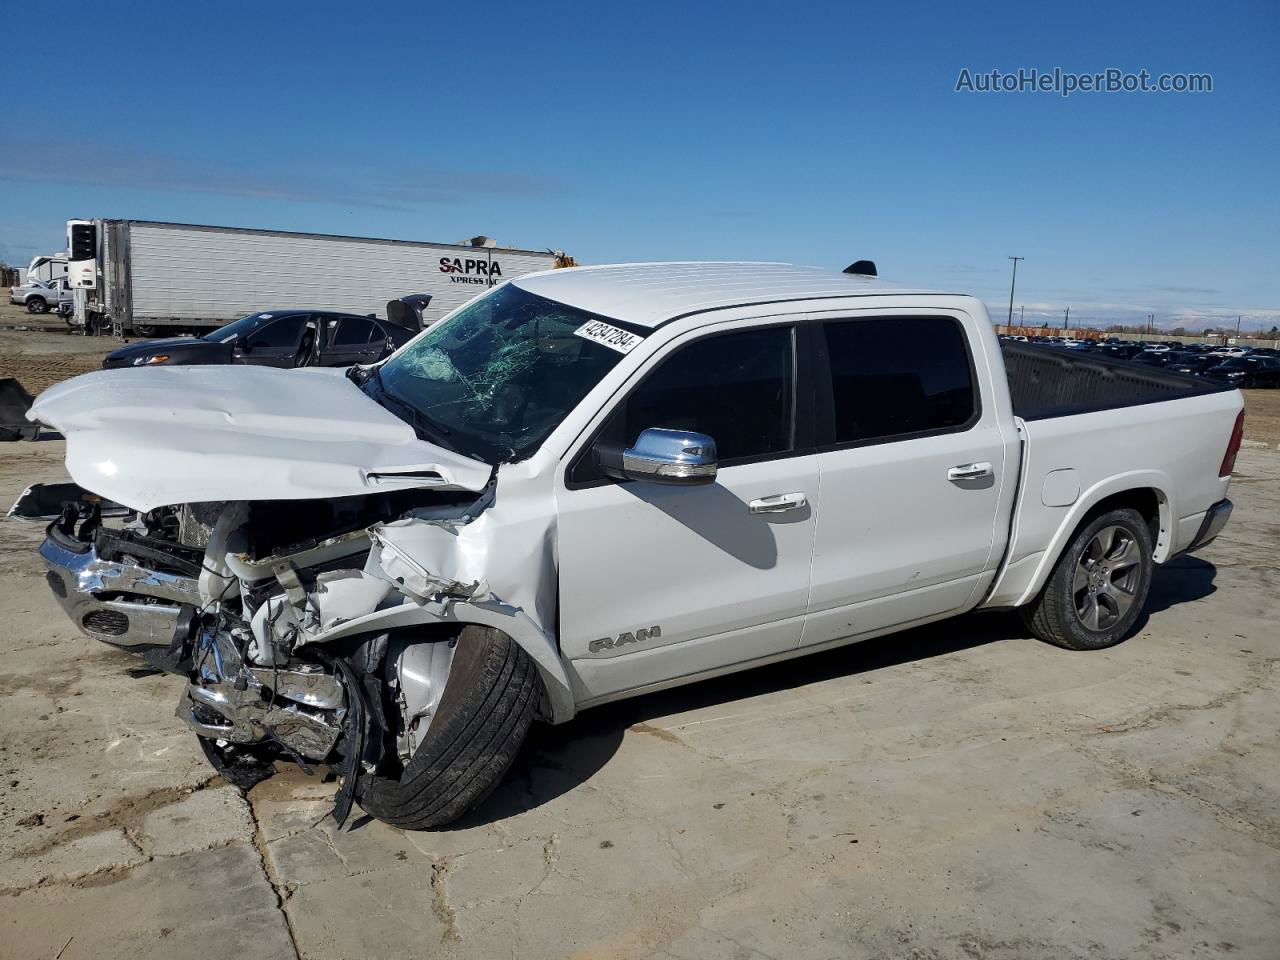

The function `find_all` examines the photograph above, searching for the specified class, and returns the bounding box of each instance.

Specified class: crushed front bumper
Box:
[40,527,200,650]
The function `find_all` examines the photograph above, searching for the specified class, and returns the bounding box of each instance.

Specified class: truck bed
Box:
[984,342,1242,611]
[1000,342,1232,421]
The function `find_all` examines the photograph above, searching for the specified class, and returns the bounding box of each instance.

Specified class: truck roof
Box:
[512,261,955,329]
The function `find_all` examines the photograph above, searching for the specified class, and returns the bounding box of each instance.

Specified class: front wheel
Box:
[26,298,48,314]
[1021,507,1154,650]
[357,626,543,829]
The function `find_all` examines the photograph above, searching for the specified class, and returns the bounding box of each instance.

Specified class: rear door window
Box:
[331,317,376,346]
[822,317,976,445]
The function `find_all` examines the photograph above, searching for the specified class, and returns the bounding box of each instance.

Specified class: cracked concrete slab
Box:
[0,828,146,894]
[135,785,256,858]
[3,438,1279,960]
[0,843,297,960]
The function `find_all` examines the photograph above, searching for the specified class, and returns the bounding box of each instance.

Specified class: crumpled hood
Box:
[30,365,492,511]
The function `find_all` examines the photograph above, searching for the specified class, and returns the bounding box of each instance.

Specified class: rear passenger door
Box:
[322,316,383,366]
[802,312,1010,646]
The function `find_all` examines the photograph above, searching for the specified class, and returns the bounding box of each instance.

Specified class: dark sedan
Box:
[1099,344,1148,360]
[1164,355,1224,376]
[1201,356,1280,388]
[104,310,415,370]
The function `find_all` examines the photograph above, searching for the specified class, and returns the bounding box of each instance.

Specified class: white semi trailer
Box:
[65,219,563,335]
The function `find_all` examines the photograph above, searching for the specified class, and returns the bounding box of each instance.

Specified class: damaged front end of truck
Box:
[20,280,631,826]
[18,357,580,826]
[29,474,559,823]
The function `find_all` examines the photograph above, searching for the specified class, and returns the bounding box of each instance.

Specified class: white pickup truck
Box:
[23,262,1243,829]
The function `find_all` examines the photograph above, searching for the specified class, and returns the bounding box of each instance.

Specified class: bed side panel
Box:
[982,389,1240,608]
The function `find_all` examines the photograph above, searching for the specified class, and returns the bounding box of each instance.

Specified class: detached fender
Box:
[1008,469,1175,609]
[302,599,576,725]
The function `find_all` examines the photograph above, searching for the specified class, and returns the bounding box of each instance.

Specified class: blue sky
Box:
[2,0,1276,330]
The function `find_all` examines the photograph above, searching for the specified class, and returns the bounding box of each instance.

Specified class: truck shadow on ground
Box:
[456,556,1218,829]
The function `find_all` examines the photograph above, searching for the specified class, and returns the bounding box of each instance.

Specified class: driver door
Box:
[233,313,310,367]
[556,321,820,703]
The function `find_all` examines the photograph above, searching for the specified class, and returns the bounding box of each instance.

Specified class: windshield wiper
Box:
[365,370,459,452]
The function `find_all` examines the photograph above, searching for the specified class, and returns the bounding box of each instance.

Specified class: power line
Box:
[1003,257,1024,330]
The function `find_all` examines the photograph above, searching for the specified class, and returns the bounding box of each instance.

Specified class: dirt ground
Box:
[0,304,117,395]
[2,321,1279,959]
[1241,387,1280,446]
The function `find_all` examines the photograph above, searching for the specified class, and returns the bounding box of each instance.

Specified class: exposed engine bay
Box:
[40,484,511,824]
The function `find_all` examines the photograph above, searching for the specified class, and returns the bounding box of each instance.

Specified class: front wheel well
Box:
[376,622,554,723]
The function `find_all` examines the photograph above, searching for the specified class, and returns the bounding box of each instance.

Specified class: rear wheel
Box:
[357,625,542,829]
[1021,507,1154,650]
[26,297,48,314]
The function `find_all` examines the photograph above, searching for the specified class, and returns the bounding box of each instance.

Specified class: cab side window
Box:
[572,326,794,484]
[823,317,975,445]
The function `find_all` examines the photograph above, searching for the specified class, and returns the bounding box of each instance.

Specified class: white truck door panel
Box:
[804,429,1005,644]
[557,456,819,689]
[802,313,1009,645]
[556,321,816,701]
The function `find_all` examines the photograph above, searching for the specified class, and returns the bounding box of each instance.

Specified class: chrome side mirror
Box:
[596,428,718,485]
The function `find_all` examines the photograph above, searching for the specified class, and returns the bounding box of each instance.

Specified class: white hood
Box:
[30,366,492,512]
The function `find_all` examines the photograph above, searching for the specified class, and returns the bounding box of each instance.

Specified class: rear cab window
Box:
[820,316,977,446]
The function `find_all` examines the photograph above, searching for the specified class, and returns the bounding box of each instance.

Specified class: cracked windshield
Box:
[378,283,632,462]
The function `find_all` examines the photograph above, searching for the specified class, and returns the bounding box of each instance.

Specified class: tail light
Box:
[1219,409,1245,478]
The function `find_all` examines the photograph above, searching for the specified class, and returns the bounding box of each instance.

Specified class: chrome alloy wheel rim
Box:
[1073,524,1142,631]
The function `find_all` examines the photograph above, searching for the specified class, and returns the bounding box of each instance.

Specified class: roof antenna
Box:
[843,260,877,277]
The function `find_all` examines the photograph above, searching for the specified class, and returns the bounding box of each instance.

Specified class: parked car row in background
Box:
[998,334,1280,388]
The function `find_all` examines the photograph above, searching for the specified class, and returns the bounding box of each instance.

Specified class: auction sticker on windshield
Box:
[574,319,643,354]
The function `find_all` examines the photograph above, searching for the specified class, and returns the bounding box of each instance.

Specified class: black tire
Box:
[357,626,542,829]
[133,324,157,337]
[1020,506,1154,650]
[26,297,48,314]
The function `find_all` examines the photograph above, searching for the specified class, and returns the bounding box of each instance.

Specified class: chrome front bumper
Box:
[40,532,201,650]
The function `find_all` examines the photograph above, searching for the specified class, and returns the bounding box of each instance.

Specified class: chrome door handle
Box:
[749,493,807,514]
[947,462,993,481]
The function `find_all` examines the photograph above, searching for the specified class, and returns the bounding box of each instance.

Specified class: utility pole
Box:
[1064,306,1070,331]
[1236,315,1242,340]
[1006,257,1024,326]
[1019,304,1024,324]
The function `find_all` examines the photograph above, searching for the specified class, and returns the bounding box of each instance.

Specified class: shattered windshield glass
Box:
[377,283,634,463]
